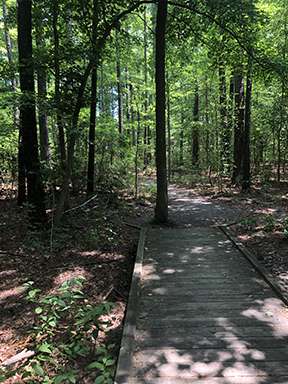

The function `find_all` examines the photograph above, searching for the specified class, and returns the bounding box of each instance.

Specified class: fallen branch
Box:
[221,221,237,227]
[0,349,35,370]
[63,194,98,214]
[101,285,114,301]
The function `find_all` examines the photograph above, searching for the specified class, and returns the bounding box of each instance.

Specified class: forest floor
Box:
[1,174,288,383]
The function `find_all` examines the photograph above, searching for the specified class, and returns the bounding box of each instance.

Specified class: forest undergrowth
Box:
[1,174,288,383]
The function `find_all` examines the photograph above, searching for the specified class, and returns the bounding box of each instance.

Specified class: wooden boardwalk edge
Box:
[114,227,147,384]
[219,225,288,306]
[114,225,288,384]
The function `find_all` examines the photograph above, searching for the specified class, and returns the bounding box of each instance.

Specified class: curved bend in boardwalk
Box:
[115,227,288,384]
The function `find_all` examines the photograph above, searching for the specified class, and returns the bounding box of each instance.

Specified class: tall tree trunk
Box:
[232,67,245,184]
[192,81,199,167]
[167,72,171,182]
[35,0,51,166]
[53,0,66,169]
[38,72,51,165]
[18,0,47,226]
[180,112,184,166]
[204,80,210,167]
[219,61,229,170]
[116,33,124,134]
[3,1,23,199]
[18,124,26,206]
[242,63,252,192]
[125,67,131,136]
[143,5,151,165]
[87,0,98,194]
[3,2,19,125]
[154,0,168,223]
[131,83,136,146]
[87,67,97,194]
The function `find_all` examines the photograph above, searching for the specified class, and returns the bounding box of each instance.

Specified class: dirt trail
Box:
[167,185,241,227]
[138,179,241,227]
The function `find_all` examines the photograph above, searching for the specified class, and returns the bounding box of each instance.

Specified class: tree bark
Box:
[87,0,99,194]
[219,61,230,170]
[35,0,51,166]
[167,71,171,182]
[18,0,47,225]
[17,123,26,206]
[116,32,124,134]
[232,67,245,184]
[3,1,22,199]
[3,2,19,125]
[154,0,168,223]
[192,80,199,167]
[53,0,66,170]
[87,67,97,194]
[242,63,252,192]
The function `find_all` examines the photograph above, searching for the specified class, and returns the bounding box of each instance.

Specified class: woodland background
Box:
[1,0,288,383]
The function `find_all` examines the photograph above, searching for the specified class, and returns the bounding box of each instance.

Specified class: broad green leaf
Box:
[33,365,45,377]
[94,375,105,384]
[69,374,76,383]
[35,307,43,314]
[49,320,56,327]
[106,359,115,366]
[39,343,52,353]
[54,374,65,384]
[88,362,104,370]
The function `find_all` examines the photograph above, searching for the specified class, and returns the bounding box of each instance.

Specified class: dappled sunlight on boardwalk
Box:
[127,228,288,383]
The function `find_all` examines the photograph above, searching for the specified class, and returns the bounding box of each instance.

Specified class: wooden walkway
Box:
[115,227,288,384]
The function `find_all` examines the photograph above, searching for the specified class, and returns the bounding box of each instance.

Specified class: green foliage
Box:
[241,213,288,238]
[0,277,117,384]
[241,219,258,228]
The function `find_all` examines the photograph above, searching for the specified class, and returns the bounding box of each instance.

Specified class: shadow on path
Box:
[115,227,288,383]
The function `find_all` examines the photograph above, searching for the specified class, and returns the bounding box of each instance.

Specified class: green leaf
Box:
[57,299,67,307]
[94,375,105,384]
[106,359,115,366]
[35,307,43,314]
[60,292,72,298]
[92,329,99,339]
[49,320,57,327]
[54,374,65,384]
[60,281,69,290]
[69,374,76,383]
[33,364,45,377]
[70,277,78,287]
[88,362,104,370]
[22,372,32,379]
[39,343,52,353]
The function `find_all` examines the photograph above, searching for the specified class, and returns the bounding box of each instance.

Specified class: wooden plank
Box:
[220,226,288,306]
[138,297,285,310]
[115,227,288,384]
[135,307,288,320]
[139,294,284,306]
[134,335,288,349]
[137,315,288,328]
[130,377,288,384]
[131,360,288,379]
[133,347,288,363]
[135,325,288,339]
[114,228,147,384]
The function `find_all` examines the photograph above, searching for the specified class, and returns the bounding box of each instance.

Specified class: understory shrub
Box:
[0,276,118,384]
